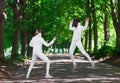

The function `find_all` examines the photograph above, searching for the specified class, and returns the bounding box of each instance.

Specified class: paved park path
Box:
[0,54,120,83]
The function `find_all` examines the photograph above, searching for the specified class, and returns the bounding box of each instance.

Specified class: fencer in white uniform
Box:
[69,18,94,68]
[26,29,56,79]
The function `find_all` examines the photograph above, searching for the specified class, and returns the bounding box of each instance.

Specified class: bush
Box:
[95,45,114,59]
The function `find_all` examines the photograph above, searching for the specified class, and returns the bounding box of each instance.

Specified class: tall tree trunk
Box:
[117,0,120,51]
[84,0,88,51]
[86,0,93,52]
[26,31,33,57]
[85,31,88,50]
[104,0,110,45]
[88,0,92,52]
[0,0,5,60]
[21,31,27,57]
[11,29,20,59]
[91,0,98,54]
[110,0,120,55]
[11,0,21,59]
[88,16,92,52]
[20,0,27,57]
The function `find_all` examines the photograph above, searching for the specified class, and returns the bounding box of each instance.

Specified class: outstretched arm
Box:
[81,17,89,30]
[41,37,56,47]
[69,20,75,31]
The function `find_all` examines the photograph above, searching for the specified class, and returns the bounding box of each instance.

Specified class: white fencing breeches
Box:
[69,39,93,65]
[69,41,76,65]
[26,51,51,78]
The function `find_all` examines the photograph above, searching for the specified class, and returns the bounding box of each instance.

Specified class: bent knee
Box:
[69,51,74,55]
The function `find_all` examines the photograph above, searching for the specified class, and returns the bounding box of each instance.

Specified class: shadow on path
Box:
[0,55,120,83]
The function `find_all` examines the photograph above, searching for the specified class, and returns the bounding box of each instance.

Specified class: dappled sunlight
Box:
[0,55,120,83]
[0,77,120,83]
[115,72,120,75]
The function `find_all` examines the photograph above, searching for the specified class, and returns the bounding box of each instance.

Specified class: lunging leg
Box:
[26,55,37,78]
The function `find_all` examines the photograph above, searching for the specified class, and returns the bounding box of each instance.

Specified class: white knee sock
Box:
[70,55,76,65]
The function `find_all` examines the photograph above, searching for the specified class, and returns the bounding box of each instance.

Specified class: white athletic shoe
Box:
[91,62,95,68]
[45,75,53,79]
[26,76,30,78]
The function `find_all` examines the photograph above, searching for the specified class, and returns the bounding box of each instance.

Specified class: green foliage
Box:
[15,55,24,62]
[5,55,11,60]
[3,0,118,59]
[95,44,114,59]
[5,53,24,63]
[113,48,120,56]
[12,53,24,62]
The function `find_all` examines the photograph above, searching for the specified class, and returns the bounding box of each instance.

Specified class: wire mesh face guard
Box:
[73,18,80,27]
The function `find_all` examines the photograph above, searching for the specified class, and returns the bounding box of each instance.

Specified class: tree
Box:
[91,0,98,54]
[110,0,120,55]
[104,0,110,45]
[0,0,5,60]
[3,0,119,58]
[11,0,21,59]
[84,0,93,51]
[88,0,92,52]
[20,0,27,58]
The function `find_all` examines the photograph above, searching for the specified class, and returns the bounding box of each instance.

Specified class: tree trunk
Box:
[21,31,27,57]
[85,0,92,52]
[11,29,20,59]
[91,0,98,54]
[110,0,120,55]
[104,13,110,42]
[104,0,110,45]
[0,0,5,60]
[117,0,120,51]
[20,0,27,58]
[85,31,88,50]
[26,30,34,56]
[88,17,92,52]
[87,0,92,52]
[11,0,21,59]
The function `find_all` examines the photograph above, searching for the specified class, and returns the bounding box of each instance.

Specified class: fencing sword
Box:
[55,27,61,38]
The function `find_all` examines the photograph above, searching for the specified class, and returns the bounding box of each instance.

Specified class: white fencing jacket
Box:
[29,35,55,52]
[69,21,89,42]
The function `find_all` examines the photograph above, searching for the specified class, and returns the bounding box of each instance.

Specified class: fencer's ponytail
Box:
[36,28,43,36]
